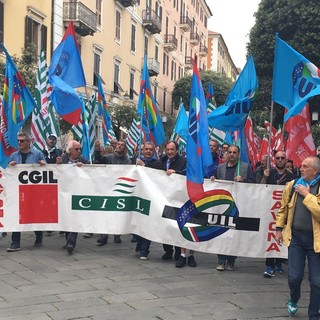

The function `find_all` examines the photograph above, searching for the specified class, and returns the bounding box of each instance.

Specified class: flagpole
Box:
[267,101,274,168]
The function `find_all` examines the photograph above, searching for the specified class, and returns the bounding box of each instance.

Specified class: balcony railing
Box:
[199,44,208,57]
[143,57,160,77]
[163,34,178,52]
[185,56,194,69]
[63,2,97,36]
[190,32,200,45]
[180,15,192,32]
[115,0,136,7]
[142,9,162,34]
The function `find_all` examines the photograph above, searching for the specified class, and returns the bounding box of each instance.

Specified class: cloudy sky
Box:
[207,0,261,68]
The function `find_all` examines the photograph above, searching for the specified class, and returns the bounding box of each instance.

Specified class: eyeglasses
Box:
[228,151,238,154]
[73,148,82,151]
[276,156,285,160]
[18,139,26,143]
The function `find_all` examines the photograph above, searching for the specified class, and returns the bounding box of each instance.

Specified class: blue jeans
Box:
[135,236,151,256]
[288,231,320,320]
[217,254,237,264]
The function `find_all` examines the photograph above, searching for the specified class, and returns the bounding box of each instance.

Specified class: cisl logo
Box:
[71,177,151,215]
[18,170,58,224]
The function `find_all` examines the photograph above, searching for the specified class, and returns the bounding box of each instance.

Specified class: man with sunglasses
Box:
[42,134,62,164]
[7,131,46,252]
[262,151,296,277]
[57,140,89,254]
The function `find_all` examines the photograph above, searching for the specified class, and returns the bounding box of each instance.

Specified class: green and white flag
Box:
[71,93,97,155]
[31,50,60,150]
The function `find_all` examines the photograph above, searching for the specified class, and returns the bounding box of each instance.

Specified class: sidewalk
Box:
[0,232,309,320]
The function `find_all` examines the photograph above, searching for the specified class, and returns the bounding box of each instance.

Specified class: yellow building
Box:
[0,0,212,116]
[207,30,239,82]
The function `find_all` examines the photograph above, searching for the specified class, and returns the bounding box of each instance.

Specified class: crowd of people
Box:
[1,132,319,319]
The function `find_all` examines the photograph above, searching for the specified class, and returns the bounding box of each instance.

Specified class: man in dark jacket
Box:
[160,141,186,261]
[57,140,89,254]
[135,142,163,260]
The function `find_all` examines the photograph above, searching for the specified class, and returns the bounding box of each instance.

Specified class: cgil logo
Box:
[18,170,58,224]
[18,170,57,184]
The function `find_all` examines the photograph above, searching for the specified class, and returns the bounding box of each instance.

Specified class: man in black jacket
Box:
[160,141,186,261]
[135,142,163,260]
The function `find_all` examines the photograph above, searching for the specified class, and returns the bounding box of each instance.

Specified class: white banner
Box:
[0,164,287,258]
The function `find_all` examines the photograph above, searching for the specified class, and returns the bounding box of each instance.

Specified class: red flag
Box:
[259,136,268,160]
[245,116,261,168]
[285,104,316,168]
[272,127,285,152]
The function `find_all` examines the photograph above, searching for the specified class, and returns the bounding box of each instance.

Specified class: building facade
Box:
[207,30,239,82]
[0,0,212,117]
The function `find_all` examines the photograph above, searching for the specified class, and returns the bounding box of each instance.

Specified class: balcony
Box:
[143,57,160,77]
[190,32,200,46]
[180,15,192,32]
[63,2,97,36]
[142,9,162,34]
[163,34,178,52]
[199,44,208,57]
[185,56,194,70]
[115,0,136,7]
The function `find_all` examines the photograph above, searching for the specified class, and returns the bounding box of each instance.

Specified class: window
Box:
[113,60,123,94]
[171,60,176,81]
[0,2,3,44]
[25,16,47,55]
[144,35,149,55]
[163,53,169,76]
[163,89,167,112]
[115,10,121,41]
[154,82,158,102]
[129,69,138,99]
[155,44,159,61]
[180,35,183,52]
[131,24,136,52]
[93,49,101,86]
[96,0,102,26]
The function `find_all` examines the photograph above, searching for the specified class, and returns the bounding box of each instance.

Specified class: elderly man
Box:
[57,140,89,254]
[275,157,320,319]
[7,132,46,252]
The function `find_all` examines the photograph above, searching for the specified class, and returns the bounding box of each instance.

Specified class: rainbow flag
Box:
[0,43,36,148]
[137,55,165,146]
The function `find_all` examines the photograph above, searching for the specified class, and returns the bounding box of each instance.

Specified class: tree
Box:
[247,0,320,128]
[109,104,136,139]
[172,70,233,110]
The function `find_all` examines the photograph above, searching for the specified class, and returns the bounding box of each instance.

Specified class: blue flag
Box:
[97,75,113,145]
[208,55,258,131]
[1,44,36,148]
[272,35,320,123]
[173,102,188,140]
[49,21,86,125]
[187,58,213,203]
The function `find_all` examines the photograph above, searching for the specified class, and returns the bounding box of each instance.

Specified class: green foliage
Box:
[311,125,320,147]
[109,104,136,140]
[172,70,233,110]
[247,0,320,130]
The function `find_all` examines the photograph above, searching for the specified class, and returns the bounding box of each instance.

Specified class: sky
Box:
[207,0,261,68]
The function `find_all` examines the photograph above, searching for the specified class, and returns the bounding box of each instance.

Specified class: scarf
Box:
[293,173,320,189]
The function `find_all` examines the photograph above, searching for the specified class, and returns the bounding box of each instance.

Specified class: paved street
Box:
[0,232,310,320]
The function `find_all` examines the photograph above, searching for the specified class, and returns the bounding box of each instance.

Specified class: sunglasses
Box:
[276,156,285,160]
[73,148,82,151]
[18,139,26,143]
